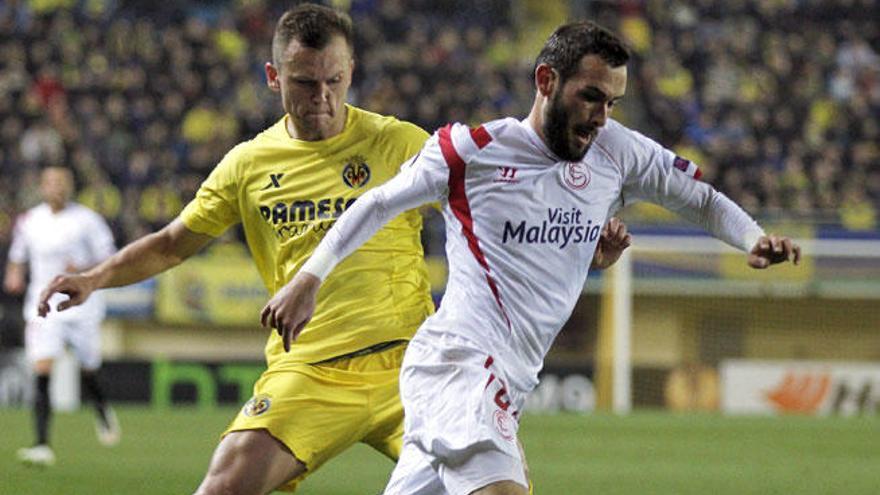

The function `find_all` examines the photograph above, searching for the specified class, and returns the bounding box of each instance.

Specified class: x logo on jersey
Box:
[260,173,284,190]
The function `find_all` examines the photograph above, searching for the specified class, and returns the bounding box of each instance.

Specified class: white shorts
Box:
[25,317,103,370]
[384,338,529,495]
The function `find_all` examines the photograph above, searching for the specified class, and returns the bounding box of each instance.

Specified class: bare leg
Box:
[194,429,306,495]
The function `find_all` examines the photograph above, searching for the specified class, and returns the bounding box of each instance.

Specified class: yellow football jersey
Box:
[180,105,434,367]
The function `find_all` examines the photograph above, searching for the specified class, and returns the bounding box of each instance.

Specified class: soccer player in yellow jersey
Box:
[37,4,434,494]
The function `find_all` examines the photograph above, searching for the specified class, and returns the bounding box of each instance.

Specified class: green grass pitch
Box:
[1,407,877,494]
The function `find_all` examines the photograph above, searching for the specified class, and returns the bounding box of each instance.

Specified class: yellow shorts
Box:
[224,343,406,492]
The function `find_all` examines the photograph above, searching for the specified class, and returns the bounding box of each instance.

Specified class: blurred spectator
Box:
[19,118,63,166]
[596,0,880,227]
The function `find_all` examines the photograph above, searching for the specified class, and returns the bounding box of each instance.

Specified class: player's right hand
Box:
[260,271,321,352]
[37,274,96,316]
[748,234,801,269]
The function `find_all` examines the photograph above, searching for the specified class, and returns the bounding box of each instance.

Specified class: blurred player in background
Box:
[4,166,119,467]
[266,20,802,495]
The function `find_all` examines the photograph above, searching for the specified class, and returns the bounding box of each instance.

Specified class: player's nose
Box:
[313,82,331,103]
[590,103,611,127]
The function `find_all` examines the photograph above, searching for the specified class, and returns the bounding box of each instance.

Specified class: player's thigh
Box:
[383,440,446,495]
[439,448,528,495]
[469,480,530,495]
[64,318,102,371]
[364,411,404,462]
[398,343,529,494]
[360,349,407,459]
[24,319,63,364]
[197,429,303,495]
[224,367,371,487]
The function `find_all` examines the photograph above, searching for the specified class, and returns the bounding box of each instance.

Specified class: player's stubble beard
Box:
[543,89,594,162]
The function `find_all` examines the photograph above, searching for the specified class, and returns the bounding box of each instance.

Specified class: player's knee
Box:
[195,472,247,495]
[197,459,269,495]
[195,430,305,495]
[33,359,53,375]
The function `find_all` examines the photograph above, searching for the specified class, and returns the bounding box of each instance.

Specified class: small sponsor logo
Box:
[673,156,691,173]
[342,156,370,188]
[242,394,272,417]
[493,409,515,441]
[673,156,702,179]
[494,166,519,184]
[563,162,590,190]
[260,173,285,190]
[764,372,831,414]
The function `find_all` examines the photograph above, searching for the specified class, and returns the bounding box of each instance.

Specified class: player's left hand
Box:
[748,234,801,269]
[260,271,321,352]
[591,217,632,270]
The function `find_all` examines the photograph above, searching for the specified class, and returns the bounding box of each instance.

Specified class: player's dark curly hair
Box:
[534,21,630,84]
[272,3,354,64]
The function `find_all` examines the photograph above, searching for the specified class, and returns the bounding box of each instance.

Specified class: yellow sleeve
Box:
[379,120,431,168]
[179,145,244,237]
[378,119,443,210]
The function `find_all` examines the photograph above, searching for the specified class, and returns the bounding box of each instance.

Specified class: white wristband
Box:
[300,249,339,282]
[742,229,765,253]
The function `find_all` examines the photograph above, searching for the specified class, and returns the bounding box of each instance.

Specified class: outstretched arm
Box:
[587,219,800,271]
[38,219,213,315]
[619,133,801,269]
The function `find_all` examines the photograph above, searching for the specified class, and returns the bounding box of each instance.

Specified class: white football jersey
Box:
[305,117,764,393]
[8,202,115,322]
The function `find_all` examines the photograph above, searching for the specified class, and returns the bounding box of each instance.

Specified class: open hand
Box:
[592,217,632,270]
[748,234,801,269]
[260,271,321,352]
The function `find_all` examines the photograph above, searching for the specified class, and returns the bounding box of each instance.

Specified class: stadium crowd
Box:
[0,0,878,253]
[609,0,880,230]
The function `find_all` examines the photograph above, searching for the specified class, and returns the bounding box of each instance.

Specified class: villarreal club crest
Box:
[342,155,371,189]
[242,394,272,417]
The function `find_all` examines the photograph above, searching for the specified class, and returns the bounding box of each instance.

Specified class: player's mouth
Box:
[305,110,332,118]
[573,125,596,148]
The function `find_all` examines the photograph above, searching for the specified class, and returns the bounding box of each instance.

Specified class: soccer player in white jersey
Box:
[4,166,120,466]
[265,19,802,495]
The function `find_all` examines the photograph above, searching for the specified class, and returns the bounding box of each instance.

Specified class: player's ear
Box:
[535,64,558,98]
[266,62,281,91]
